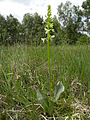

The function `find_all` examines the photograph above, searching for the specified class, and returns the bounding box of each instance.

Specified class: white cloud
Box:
[0,0,31,21]
[0,0,84,22]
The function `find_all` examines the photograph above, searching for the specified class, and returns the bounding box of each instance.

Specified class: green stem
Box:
[47,32,51,97]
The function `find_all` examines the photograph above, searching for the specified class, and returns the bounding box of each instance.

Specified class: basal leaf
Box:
[54,81,64,102]
[37,89,46,101]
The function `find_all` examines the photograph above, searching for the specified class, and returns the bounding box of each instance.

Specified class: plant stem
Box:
[47,31,51,97]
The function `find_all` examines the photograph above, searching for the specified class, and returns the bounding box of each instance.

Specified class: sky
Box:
[0,0,85,22]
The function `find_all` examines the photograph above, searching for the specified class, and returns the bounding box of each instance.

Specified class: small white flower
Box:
[41,38,46,43]
[51,35,55,39]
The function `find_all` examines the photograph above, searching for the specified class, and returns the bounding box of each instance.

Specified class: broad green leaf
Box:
[54,81,64,102]
[37,89,48,112]
[37,89,46,101]
[37,89,54,115]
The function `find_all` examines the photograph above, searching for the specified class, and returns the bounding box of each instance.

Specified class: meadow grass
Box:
[0,45,90,119]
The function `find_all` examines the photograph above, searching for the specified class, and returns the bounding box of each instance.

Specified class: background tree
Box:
[0,14,7,45]
[0,0,89,46]
[53,16,63,45]
[82,0,90,35]
[5,14,21,45]
[22,13,45,46]
[22,13,34,44]
[31,12,45,46]
[57,1,83,44]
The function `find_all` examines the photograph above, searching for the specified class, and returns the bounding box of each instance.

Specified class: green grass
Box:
[0,44,90,119]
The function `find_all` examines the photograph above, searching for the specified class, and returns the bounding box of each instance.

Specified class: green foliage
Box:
[37,81,64,114]
[0,45,89,119]
[5,14,21,45]
[0,2,90,119]
[0,13,45,46]
[0,14,7,44]
[0,0,90,46]
[77,34,90,44]
[53,16,63,45]
[82,0,90,35]
[54,81,64,102]
[0,14,23,45]
[57,1,84,44]
[22,12,45,46]
[37,89,54,116]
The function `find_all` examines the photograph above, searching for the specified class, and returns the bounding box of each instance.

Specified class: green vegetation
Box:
[0,0,90,119]
[0,0,90,46]
[0,45,90,119]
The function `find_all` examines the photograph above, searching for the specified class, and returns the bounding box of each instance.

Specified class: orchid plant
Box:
[37,5,64,115]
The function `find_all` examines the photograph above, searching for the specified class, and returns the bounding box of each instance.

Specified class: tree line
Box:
[0,0,90,46]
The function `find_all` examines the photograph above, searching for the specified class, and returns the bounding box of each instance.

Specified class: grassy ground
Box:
[0,45,90,120]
